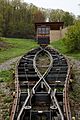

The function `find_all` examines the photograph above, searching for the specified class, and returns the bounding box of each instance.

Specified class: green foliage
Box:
[0,70,13,82]
[0,0,46,38]
[50,9,75,26]
[63,21,80,52]
[51,39,67,53]
[50,9,64,22]
[0,0,76,38]
[51,39,80,60]
[0,68,14,120]
[4,112,9,120]
[62,12,75,26]
[4,96,13,103]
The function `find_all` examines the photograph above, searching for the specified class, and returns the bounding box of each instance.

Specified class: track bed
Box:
[10,47,71,120]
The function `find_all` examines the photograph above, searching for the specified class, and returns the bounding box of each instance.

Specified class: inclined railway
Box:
[10,22,71,120]
[10,47,71,120]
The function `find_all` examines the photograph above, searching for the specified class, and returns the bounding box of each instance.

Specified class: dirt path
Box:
[0,56,22,71]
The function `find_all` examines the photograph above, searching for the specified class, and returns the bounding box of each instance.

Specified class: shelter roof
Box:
[35,22,64,31]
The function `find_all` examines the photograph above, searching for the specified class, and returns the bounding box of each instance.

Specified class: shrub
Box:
[63,21,80,52]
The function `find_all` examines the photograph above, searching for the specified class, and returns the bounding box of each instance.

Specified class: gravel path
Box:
[68,58,80,119]
[0,56,22,71]
[69,58,80,70]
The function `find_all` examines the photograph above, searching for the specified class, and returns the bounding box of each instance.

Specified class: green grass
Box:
[51,39,80,60]
[0,38,37,119]
[0,69,14,120]
[0,38,38,63]
[0,70,13,82]
[4,96,13,103]
[0,37,80,62]
[51,39,67,53]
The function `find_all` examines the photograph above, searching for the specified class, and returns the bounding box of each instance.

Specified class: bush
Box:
[63,21,80,52]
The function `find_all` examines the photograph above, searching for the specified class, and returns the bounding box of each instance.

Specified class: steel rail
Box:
[63,58,72,120]
[15,48,41,120]
[17,89,30,120]
[33,48,64,120]
[48,46,72,120]
[32,48,53,94]
[51,89,64,120]
[10,59,21,120]
[10,47,72,120]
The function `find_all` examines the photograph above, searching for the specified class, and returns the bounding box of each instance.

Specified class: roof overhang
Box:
[35,22,64,31]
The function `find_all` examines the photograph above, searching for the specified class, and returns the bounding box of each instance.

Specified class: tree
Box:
[63,21,80,52]
[50,9,64,22]
[0,0,76,38]
[33,10,46,22]
[50,9,75,27]
[62,12,75,27]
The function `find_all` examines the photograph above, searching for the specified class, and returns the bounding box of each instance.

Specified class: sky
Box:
[24,0,80,16]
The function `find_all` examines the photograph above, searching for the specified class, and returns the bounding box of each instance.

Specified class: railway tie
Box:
[10,47,71,120]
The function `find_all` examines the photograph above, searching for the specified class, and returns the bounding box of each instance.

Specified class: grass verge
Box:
[0,69,14,120]
[0,38,38,63]
[0,37,38,119]
[0,70,13,82]
[51,39,80,60]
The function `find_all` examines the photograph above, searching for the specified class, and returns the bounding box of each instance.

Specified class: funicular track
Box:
[10,47,71,120]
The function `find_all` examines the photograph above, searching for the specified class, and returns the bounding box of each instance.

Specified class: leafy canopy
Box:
[64,21,80,52]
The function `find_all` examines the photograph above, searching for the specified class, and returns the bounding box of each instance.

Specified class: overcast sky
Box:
[24,0,80,16]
